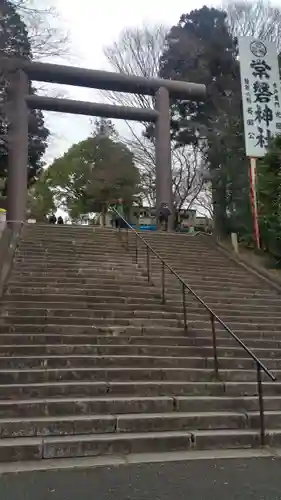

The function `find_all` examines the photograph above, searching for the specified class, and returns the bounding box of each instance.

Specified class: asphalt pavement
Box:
[0,457,281,500]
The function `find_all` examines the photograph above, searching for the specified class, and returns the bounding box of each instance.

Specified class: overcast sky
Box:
[42,0,210,164]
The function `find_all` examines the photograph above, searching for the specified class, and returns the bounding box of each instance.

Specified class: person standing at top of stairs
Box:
[112,198,125,229]
[157,203,172,231]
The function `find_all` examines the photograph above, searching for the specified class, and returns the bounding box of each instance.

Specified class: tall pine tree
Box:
[159,6,250,238]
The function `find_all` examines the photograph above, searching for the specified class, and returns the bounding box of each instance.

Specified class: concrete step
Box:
[0,343,280,359]
[22,229,112,236]
[3,291,278,310]
[0,354,209,370]
[16,243,122,251]
[0,379,279,399]
[188,320,281,334]
[0,431,193,461]
[152,272,268,290]
[15,250,123,259]
[198,295,281,307]
[11,268,141,279]
[189,428,280,450]
[187,335,281,348]
[5,286,162,297]
[0,410,248,439]
[16,251,123,260]
[10,267,143,278]
[0,324,280,344]
[2,294,162,304]
[0,302,170,313]
[0,332,228,346]
[0,395,280,422]
[0,352,278,372]
[4,307,281,328]
[146,264,256,281]
[16,246,118,255]
[154,278,274,296]
[0,337,279,358]
[0,396,175,418]
[0,325,188,335]
[191,300,281,315]
[8,275,150,286]
[21,231,106,238]
[5,283,161,295]
[13,258,133,269]
[185,287,276,298]
[0,428,272,462]
[0,316,183,328]
[0,308,181,321]
[19,237,120,245]
[175,395,281,412]
[1,292,281,316]
[3,316,280,338]
[0,380,226,399]
[0,366,274,384]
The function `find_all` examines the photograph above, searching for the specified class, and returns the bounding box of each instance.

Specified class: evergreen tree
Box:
[258,135,281,258]
[47,120,139,219]
[0,0,49,202]
[159,6,248,238]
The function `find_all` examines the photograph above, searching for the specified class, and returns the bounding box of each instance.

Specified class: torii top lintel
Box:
[4,58,206,100]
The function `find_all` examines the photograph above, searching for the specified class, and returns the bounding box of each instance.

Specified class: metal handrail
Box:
[113,208,276,446]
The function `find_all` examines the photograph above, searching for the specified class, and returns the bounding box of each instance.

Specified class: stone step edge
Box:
[0,410,252,423]
[3,299,281,310]
[0,354,278,364]
[0,333,279,344]
[0,428,276,461]
[0,380,226,388]
[3,318,281,328]
[0,379,278,389]
[0,378,276,390]
[0,343,280,354]
[0,366,272,374]
[5,307,281,320]
[0,332,278,340]
[0,394,280,405]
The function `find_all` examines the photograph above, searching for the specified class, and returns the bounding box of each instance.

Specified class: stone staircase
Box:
[0,224,280,463]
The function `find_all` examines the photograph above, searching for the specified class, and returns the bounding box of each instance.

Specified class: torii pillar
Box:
[7,69,29,225]
[155,87,173,230]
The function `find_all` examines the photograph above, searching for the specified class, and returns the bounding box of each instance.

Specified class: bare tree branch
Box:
[103,24,167,110]
[193,183,214,218]
[103,23,206,211]
[10,0,70,60]
[224,0,281,49]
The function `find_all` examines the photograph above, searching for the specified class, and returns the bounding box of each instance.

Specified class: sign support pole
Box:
[249,157,260,250]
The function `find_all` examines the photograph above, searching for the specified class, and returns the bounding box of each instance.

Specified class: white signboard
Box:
[239,37,281,157]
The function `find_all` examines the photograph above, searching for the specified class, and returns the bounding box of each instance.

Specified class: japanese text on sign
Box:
[239,37,281,157]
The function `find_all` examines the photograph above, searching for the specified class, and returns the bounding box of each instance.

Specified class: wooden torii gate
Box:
[1,58,206,226]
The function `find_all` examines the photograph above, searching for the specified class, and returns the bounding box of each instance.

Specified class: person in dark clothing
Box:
[57,216,64,225]
[49,214,57,224]
[157,202,171,231]
[113,198,125,229]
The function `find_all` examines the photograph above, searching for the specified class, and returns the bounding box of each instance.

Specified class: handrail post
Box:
[126,223,129,250]
[146,246,150,282]
[135,233,138,265]
[257,363,266,446]
[161,261,165,304]
[182,283,187,332]
[210,313,219,377]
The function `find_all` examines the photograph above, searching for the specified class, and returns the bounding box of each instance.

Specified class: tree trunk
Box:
[212,180,228,240]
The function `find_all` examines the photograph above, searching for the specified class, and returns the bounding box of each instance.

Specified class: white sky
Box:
[42,0,209,164]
